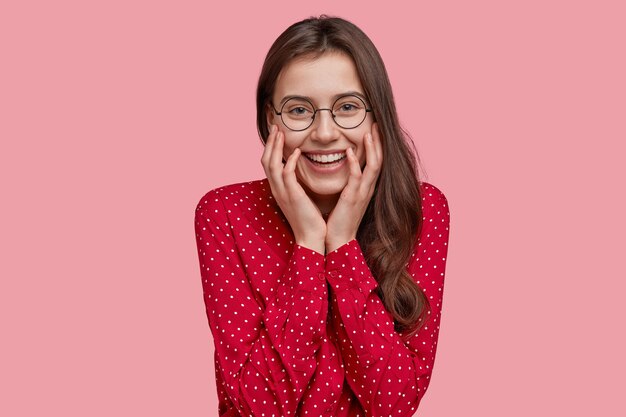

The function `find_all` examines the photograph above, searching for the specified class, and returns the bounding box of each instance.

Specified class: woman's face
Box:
[267,52,373,210]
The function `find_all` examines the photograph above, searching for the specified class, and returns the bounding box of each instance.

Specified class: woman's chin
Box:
[299,177,347,202]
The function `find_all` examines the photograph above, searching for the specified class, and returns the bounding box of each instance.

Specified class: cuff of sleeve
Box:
[325,239,378,294]
[288,244,327,294]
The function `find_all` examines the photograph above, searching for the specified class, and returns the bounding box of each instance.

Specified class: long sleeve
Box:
[325,184,450,416]
[194,188,329,416]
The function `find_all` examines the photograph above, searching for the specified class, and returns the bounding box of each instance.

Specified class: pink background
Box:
[2,1,625,415]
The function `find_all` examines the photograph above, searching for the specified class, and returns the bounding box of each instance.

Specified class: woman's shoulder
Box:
[419,181,447,200]
[195,178,271,214]
[418,181,450,217]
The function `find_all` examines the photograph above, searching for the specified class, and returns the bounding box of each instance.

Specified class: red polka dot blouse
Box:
[194,178,450,416]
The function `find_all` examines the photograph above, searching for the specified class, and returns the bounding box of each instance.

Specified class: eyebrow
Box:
[277,91,369,107]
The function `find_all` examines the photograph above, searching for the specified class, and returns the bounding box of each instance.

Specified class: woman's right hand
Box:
[261,125,327,255]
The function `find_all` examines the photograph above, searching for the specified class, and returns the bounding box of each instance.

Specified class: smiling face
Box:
[267,52,373,213]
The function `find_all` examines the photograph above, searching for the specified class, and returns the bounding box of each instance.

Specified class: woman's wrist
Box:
[325,235,355,254]
[296,238,325,256]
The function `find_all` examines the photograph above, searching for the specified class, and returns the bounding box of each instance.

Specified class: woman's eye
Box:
[288,106,311,116]
[336,103,359,113]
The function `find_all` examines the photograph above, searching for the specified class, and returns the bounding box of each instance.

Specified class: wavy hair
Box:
[256,16,429,335]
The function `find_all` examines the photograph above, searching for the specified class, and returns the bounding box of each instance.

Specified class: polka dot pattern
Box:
[194,179,450,416]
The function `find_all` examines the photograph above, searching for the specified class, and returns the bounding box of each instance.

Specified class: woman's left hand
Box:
[325,122,383,253]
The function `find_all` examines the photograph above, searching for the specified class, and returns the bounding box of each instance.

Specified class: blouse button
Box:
[317,272,325,281]
[328,270,337,278]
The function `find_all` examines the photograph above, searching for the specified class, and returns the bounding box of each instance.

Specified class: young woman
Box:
[194,16,450,417]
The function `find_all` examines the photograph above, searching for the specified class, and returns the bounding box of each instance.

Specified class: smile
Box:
[303,152,347,164]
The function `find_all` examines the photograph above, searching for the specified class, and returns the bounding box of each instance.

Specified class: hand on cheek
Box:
[261,124,327,255]
[325,123,383,253]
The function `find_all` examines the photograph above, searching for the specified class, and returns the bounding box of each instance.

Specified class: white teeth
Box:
[306,152,346,163]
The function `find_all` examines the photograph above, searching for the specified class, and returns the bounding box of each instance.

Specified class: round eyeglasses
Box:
[271,94,373,131]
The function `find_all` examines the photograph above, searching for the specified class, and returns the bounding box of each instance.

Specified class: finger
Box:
[362,131,381,186]
[267,130,287,192]
[269,130,285,173]
[372,122,383,162]
[343,147,362,195]
[347,146,361,176]
[282,148,303,193]
[264,126,286,195]
[261,124,277,172]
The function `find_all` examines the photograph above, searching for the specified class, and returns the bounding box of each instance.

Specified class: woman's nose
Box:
[311,109,339,142]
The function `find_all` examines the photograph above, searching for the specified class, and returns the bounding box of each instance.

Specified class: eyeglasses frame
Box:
[270,94,373,132]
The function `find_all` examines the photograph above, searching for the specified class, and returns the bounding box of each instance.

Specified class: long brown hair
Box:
[256,16,429,335]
